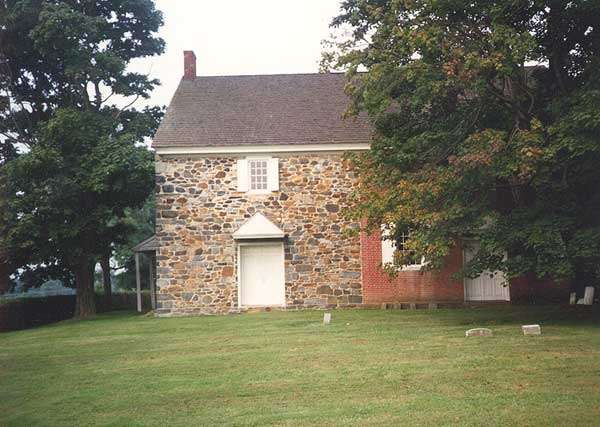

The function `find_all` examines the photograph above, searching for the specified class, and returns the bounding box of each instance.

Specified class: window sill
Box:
[382,261,428,272]
[247,190,274,196]
[398,264,425,271]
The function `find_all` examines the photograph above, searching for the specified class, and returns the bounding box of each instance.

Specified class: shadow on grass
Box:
[430,304,600,327]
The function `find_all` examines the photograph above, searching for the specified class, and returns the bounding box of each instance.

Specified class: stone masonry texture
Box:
[155,153,570,316]
[155,153,362,315]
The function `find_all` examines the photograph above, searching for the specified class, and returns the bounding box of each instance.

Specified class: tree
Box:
[98,193,156,306]
[1,0,164,145]
[4,108,156,316]
[0,0,164,316]
[326,1,600,291]
[0,173,12,294]
[113,194,155,282]
[13,263,73,293]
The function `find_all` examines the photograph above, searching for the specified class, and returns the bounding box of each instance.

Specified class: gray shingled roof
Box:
[152,73,373,147]
[133,235,158,252]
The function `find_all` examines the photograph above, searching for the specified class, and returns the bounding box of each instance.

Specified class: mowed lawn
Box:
[1,307,599,426]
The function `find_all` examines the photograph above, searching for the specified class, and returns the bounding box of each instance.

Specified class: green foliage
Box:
[4,108,154,264]
[14,264,73,291]
[0,0,165,149]
[113,195,155,291]
[327,1,600,288]
[114,195,155,265]
[0,0,164,312]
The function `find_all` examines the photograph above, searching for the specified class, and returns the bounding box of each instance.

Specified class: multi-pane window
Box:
[395,231,423,267]
[381,226,425,269]
[237,157,279,193]
[249,159,268,191]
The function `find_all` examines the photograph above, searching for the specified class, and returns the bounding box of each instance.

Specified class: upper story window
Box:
[381,226,426,270]
[249,159,268,191]
[237,157,279,193]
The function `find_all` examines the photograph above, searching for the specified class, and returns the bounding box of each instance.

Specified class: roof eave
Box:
[153,142,371,155]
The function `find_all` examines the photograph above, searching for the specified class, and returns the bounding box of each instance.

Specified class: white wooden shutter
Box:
[268,158,279,191]
[381,225,395,264]
[237,159,248,192]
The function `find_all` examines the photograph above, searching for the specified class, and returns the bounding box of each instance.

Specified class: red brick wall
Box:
[361,229,571,304]
[360,230,464,303]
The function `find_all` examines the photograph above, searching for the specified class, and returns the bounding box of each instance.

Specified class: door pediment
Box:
[233,212,285,240]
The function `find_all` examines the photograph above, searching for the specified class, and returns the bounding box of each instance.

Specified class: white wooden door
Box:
[239,243,285,307]
[464,242,510,301]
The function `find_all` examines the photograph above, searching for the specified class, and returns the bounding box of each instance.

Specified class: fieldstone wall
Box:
[154,153,362,316]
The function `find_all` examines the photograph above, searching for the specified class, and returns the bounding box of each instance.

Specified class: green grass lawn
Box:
[1,307,599,426]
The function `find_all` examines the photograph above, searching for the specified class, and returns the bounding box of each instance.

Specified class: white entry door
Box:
[464,242,510,302]
[239,243,285,307]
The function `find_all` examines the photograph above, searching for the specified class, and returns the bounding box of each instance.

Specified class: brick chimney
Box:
[183,50,196,80]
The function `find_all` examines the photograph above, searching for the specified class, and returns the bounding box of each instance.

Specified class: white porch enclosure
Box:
[464,241,510,302]
[133,235,158,312]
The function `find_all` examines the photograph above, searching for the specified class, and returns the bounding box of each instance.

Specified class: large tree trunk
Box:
[100,253,112,311]
[0,260,11,294]
[74,256,96,318]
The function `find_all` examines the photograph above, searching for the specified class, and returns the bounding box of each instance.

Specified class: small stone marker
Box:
[569,292,577,305]
[522,324,541,336]
[465,328,493,337]
[323,312,332,324]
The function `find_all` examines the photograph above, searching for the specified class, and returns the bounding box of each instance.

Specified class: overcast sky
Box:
[130,0,343,108]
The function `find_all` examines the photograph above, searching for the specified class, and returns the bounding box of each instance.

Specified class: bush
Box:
[0,296,75,332]
[96,292,151,312]
[0,292,151,332]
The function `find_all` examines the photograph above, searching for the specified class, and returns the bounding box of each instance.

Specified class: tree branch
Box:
[113,94,140,120]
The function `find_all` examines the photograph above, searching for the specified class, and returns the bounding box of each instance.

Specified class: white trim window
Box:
[395,231,425,268]
[249,159,268,191]
[237,157,279,193]
[381,226,426,270]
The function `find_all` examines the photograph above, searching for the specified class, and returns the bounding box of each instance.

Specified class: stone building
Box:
[151,51,567,316]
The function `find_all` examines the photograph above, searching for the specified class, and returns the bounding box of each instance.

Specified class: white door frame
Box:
[462,240,510,302]
[236,240,286,308]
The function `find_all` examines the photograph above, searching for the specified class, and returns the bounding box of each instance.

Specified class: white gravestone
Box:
[522,324,541,335]
[583,286,595,305]
[569,292,577,305]
[323,312,332,324]
[465,328,493,337]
